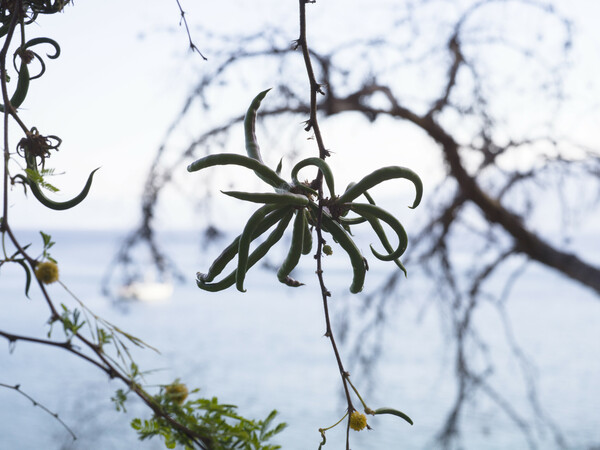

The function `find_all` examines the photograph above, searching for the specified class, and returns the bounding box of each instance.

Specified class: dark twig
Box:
[110,1,598,448]
[0,382,77,441]
[297,1,354,448]
[174,0,207,60]
[0,4,211,447]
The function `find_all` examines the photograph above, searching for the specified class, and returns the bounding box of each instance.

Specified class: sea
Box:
[0,229,599,450]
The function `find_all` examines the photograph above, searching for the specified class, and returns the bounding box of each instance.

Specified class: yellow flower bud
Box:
[165,382,188,405]
[349,411,367,431]
[323,245,333,256]
[35,261,59,284]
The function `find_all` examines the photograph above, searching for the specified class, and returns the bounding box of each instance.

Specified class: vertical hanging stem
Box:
[0,4,212,447]
[297,1,354,447]
[0,0,20,225]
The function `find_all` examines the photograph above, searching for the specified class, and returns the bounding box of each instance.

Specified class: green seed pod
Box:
[0,61,30,112]
[349,202,408,262]
[337,166,423,209]
[338,216,367,226]
[277,209,306,287]
[236,204,281,292]
[197,209,293,292]
[243,88,284,186]
[29,169,99,211]
[198,207,291,283]
[373,407,413,426]
[362,189,376,205]
[187,153,290,191]
[301,210,313,255]
[244,89,271,164]
[17,152,100,211]
[221,190,309,207]
[291,157,336,198]
[312,204,366,294]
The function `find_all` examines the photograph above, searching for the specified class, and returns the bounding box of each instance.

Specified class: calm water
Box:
[1,230,599,450]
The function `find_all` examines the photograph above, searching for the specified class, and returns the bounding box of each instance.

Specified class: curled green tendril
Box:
[1,37,61,111]
[19,37,61,80]
[24,37,61,59]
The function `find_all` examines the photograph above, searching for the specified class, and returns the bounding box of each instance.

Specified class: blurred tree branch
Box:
[108,0,599,448]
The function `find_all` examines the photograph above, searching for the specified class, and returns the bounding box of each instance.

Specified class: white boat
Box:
[118,279,173,303]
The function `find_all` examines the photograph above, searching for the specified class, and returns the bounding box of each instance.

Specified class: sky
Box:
[4,0,600,231]
[1,3,599,446]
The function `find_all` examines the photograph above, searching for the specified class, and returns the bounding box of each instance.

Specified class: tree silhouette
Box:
[109,1,600,448]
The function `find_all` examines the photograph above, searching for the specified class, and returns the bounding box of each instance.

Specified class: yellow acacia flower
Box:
[165,382,188,405]
[349,411,367,431]
[35,261,59,284]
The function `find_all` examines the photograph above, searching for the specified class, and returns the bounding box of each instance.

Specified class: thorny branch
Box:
[0,382,77,440]
[174,0,207,59]
[109,1,599,448]
[296,1,355,448]
[0,2,218,448]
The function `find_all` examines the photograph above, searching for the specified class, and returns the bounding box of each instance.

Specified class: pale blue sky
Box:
[5,0,600,231]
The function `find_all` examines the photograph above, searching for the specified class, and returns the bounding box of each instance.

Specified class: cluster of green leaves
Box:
[45,285,160,380]
[39,231,56,262]
[130,386,286,450]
